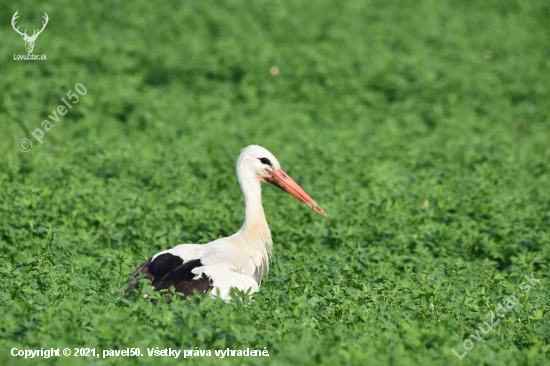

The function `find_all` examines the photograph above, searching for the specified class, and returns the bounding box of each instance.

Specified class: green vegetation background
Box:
[0,0,549,365]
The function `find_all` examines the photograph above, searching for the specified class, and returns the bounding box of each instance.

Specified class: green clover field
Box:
[0,0,549,365]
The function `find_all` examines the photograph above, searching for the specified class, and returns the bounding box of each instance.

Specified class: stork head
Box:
[237,145,327,217]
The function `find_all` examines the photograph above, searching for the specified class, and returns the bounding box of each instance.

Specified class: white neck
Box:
[239,172,267,232]
[233,163,272,282]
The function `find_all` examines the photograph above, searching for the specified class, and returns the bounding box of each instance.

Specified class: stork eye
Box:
[259,158,272,167]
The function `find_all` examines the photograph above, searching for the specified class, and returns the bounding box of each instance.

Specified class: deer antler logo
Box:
[11,11,49,54]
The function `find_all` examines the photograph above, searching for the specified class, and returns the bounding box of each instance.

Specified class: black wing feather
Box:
[121,256,154,295]
[121,254,213,302]
[149,253,184,278]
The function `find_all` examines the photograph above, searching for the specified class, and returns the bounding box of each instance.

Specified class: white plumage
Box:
[123,145,326,301]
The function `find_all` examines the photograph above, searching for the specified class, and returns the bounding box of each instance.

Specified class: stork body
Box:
[123,145,326,301]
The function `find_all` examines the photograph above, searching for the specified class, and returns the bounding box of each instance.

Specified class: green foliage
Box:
[1,0,549,365]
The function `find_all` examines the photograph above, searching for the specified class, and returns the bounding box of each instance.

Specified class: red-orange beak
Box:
[263,169,327,217]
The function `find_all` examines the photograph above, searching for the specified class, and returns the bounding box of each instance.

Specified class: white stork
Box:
[123,145,326,301]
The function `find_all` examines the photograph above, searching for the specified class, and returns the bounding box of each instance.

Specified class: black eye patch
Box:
[258,158,273,167]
